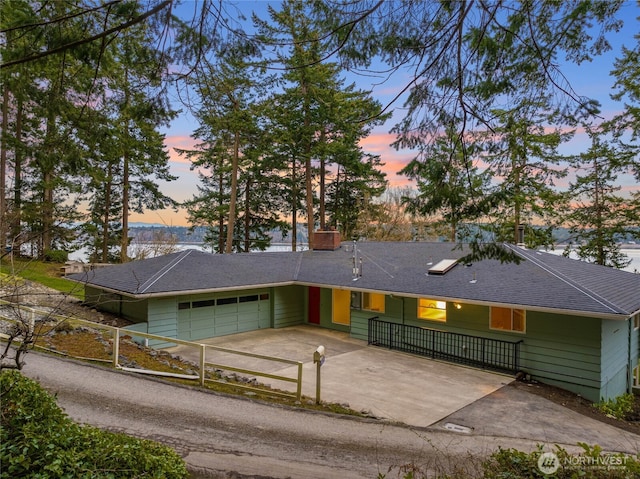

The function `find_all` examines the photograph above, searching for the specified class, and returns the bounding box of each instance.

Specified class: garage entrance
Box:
[177,292,271,341]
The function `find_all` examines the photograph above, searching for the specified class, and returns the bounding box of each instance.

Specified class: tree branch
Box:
[0,0,123,34]
[1,0,173,69]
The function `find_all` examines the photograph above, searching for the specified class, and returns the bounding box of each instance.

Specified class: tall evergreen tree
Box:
[258,0,389,248]
[398,119,490,243]
[608,9,640,141]
[480,101,573,248]
[1,0,98,258]
[2,0,174,261]
[75,2,176,263]
[563,125,637,268]
[182,37,286,253]
[605,10,640,240]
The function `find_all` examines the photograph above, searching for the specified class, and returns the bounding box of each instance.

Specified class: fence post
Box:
[199,344,206,386]
[28,308,35,336]
[113,328,120,368]
[296,362,303,401]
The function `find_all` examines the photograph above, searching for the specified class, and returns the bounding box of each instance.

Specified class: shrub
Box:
[481,444,640,479]
[595,393,635,419]
[44,249,69,263]
[0,370,188,478]
[379,444,640,478]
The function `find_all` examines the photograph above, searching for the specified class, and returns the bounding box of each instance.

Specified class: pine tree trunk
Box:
[226,129,239,254]
[1,85,8,248]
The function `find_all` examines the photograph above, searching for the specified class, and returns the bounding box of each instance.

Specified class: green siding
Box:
[350,295,403,341]
[350,311,372,341]
[518,312,602,401]
[148,298,179,347]
[121,298,148,322]
[273,285,304,328]
[317,288,350,333]
[123,322,149,346]
[124,322,148,333]
[633,315,640,387]
[84,286,147,323]
[634,315,640,361]
[600,318,633,401]
[84,287,120,315]
[84,286,112,310]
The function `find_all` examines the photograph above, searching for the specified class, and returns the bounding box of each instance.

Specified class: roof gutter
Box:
[76,281,300,300]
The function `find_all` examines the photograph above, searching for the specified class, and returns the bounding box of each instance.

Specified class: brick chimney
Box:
[313,229,341,250]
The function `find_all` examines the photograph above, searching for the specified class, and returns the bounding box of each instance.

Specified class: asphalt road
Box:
[21,352,577,478]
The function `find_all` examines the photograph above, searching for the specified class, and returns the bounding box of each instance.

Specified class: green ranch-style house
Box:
[69,231,640,403]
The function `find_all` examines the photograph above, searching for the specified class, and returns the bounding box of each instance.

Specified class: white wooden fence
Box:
[0,301,304,401]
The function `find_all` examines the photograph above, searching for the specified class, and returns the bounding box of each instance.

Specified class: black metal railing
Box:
[368,317,522,374]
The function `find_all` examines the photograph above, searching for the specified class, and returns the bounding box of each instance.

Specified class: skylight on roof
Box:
[428,259,458,275]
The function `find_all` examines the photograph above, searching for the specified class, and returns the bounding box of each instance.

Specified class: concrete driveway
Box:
[165,325,511,428]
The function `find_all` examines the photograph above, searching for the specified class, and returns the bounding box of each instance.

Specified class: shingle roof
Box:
[69,242,640,318]
[72,249,301,294]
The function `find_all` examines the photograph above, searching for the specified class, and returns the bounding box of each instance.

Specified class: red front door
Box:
[308,287,320,324]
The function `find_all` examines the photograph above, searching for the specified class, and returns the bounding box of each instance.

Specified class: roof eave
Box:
[109,281,298,300]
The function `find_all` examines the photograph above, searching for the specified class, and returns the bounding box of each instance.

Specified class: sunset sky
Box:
[133,0,640,227]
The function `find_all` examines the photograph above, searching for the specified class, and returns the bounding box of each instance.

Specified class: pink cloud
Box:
[165,135,196,164]
[358,132,418,187]
[359,132,398,153]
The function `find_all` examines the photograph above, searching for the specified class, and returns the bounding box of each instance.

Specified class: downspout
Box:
[628,315,634,394]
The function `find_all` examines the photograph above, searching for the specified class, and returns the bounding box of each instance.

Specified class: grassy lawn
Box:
[0,257,84,299]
